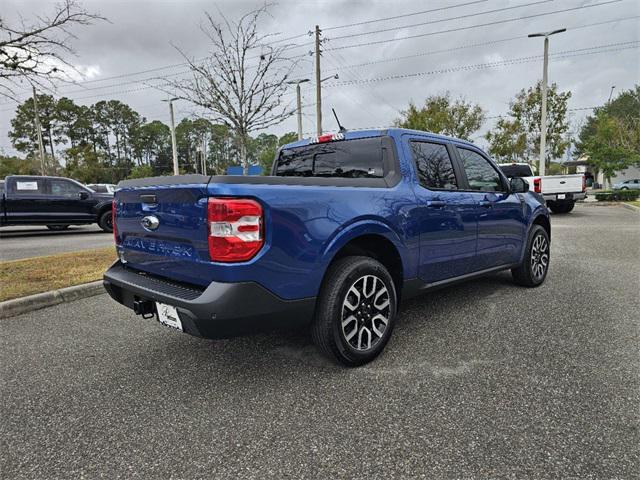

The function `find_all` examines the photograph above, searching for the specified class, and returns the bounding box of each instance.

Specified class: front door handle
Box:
[427,200,446,208]
[479,200,493,208]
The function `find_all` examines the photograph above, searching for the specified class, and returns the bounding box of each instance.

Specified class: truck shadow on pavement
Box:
[126,271,518,375]
[0,226,107,238]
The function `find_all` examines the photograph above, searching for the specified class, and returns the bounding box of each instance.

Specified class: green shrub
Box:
[595,190,640,201]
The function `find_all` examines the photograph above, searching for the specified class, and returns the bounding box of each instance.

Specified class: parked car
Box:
[0,175,114,232]
[104,129,550,366]
[87,183,117,194]
[612,179,640,190]
[498,162,586,214]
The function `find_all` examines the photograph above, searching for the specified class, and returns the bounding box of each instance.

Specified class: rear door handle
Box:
[479,200,493,208]
[427,200,446,208]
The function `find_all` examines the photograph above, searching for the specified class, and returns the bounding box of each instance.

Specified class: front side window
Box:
[410,141,458,190]
[457,148,504,192]
[275,137,384,178]
[49,179,84,197]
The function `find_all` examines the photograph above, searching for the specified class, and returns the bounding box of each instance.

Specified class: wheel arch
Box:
[319,222,409,302]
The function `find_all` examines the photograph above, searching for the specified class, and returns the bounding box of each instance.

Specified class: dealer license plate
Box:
[557,194,566,199]
[156,302,183,331]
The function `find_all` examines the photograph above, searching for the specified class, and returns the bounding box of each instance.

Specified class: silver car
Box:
[612,179,640,190]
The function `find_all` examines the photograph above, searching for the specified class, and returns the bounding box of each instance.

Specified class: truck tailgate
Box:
[541,174,583,194]
[115,179,211,287]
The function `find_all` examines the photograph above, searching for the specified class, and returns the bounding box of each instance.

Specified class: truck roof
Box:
[281,127,477,150]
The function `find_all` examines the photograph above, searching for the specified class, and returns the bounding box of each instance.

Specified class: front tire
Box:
[98,210,113,233]
[512,225,550,287]
[312,256,397,367]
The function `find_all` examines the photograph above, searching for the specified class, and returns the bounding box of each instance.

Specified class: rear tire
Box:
[311,256,397,367]
[46,225,69,231]
[548,200,574,214]
[98,210,113,233]
[512,224,550,287]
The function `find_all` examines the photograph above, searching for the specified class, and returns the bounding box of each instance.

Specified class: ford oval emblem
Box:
[141,215,160,231]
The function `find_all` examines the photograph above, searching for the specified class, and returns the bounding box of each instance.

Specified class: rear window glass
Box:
[499,164,533,177]
[275,137,384,178]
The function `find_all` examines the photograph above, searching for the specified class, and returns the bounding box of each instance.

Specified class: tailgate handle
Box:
[559,181,566,184]
[140,194,157,204]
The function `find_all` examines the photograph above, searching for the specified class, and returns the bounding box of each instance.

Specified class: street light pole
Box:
[163,97,180,175]
[608,85,616,103]
[529,28,565,177]
[31,85,47,176]
[287,79,310,140]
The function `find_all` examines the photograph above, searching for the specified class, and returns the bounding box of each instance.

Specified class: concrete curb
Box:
[621,203,640,213]
[0,281,105,319]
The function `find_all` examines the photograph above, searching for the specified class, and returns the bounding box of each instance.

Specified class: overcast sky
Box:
[1,0,638,157]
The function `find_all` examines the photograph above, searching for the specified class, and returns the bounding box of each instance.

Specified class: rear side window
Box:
[457,148,505,192]
[410,141,458,190]
[275,137,384,178]
[9,178,46,195]
[499,164,533,178]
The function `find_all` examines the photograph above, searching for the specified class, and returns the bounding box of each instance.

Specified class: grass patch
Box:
[0,247,116,302]
[626,200,640,208]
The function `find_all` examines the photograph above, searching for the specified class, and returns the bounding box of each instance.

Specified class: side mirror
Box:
[510,177,529,193]
[79,191,89,200]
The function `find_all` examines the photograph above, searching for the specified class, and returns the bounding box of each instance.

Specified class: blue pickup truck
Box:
[104,128,550,366]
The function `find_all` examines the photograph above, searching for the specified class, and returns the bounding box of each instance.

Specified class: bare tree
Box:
[163,6,297,174]
[0,0,105,100]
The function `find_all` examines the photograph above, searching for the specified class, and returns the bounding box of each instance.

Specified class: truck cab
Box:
[0,175,114,232]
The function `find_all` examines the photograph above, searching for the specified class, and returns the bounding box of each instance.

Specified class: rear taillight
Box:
[112,199,118,244]
[207,197,263,262]
[582,175,586,192]
[533,177,542,194]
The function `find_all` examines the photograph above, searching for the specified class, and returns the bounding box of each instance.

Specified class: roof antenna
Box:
[332,108,347,133]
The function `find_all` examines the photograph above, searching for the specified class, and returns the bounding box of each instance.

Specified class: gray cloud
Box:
[1,0,638,155]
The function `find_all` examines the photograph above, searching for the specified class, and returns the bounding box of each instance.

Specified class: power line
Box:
[329,0,554,41]
[324,41,639,87]
[326,0,622,51]
[323,0,489,31]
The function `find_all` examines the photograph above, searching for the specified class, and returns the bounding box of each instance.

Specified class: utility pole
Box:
[164,97,180,175]
[287,78,310,140]
[202,135,207,176]
[528,28,565,177]
[314,25,322,136]
[31,86,46,175]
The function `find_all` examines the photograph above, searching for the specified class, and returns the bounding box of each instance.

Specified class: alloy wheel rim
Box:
[530,234,549,281]
[341,275,391,351]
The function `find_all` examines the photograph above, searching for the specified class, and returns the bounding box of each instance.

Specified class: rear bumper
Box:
[103,261,315,339]
[543,192,586,201]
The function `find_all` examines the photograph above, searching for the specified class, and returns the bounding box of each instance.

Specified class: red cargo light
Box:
[533,177,542,194]
[112,199,119,244]
[310,132,345,144]
[207,197,263,262]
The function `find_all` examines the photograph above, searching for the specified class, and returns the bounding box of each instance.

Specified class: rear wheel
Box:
[98,210,113,233]
[512,225,550,287]
[311,256,397,366]
[46,225,69,231]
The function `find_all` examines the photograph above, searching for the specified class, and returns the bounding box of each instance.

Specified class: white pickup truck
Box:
[498,163,586,214]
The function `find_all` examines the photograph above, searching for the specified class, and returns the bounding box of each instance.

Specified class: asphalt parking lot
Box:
[1,204,638,479]
[0,225,113,261]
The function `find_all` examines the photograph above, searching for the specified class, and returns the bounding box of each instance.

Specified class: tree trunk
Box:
[240,135,248,175]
